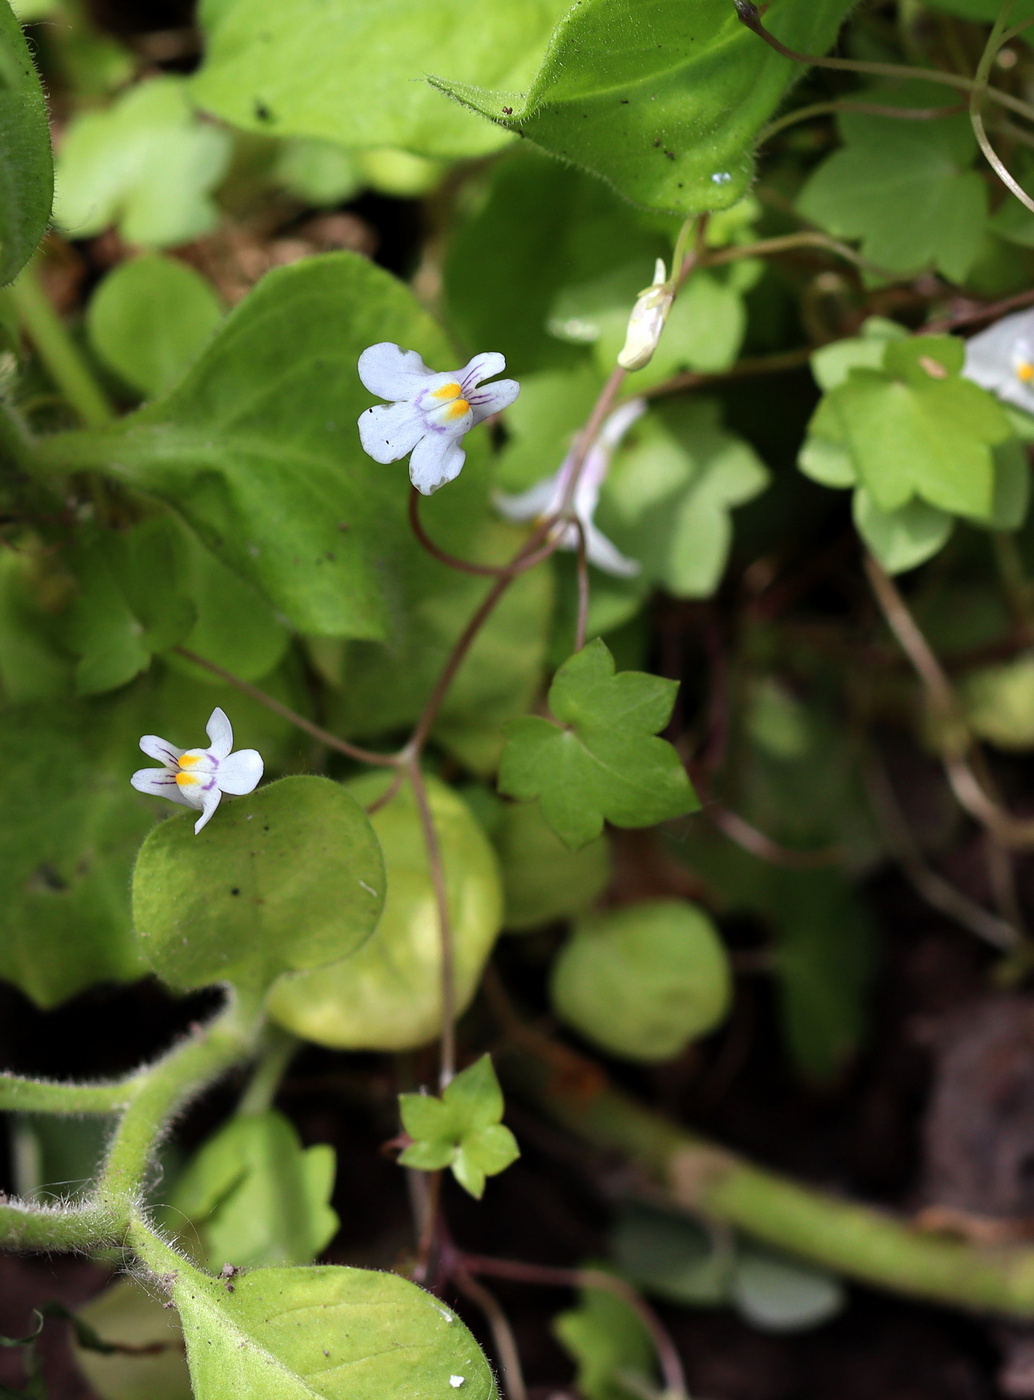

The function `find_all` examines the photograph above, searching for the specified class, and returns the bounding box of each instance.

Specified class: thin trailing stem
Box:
[864,553,1034,847]
[406,758,457,1089]
[452,1267,529,1400]
[759,96,967,145]
[409,488,524,577]
[863,751,1020,950]
[9,264,115,429]
[700,230,898,280]
[462,1254,688,1400]
[969,3,1034,215]
[643,347,814,401]
[734,0,1034,125]
[573,515,590,652]
[173,647,399,767]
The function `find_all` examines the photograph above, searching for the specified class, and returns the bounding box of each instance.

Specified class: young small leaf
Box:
[498,638,698,849]
[398,1054,519,1200]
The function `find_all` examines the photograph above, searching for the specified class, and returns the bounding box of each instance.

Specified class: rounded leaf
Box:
[494,801,610,931]
[132,776,385,991]
[550,899,731,1062]
[267,773,502,1050]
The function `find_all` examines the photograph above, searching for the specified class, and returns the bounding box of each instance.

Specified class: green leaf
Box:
[444,153,666,377]
[72,1279,190,1400]
[323,520,554,775]
[851,488,954,575]
[399,1055,519,1199]
[38,254,491,640]
[923,0,1034,17]
[267,774,503,1051]
[63,519,196,696]
[36,254,478,638]
[611,1201,730,1306]
[0,0,53,285]
[797,94,987,282]
[550,899,731,1062]
[0,548,74,703]
[962,651,1034,750]
[498,638,698,849]
[493,801,610,931]
[53,77,232,247]
[598,398,770,597]
[274,139,363,208]
[191,0,572,159]
[132,775,385,993]
[435,0,854,215]
[809,317,910,392]
[553,1276,655,1400]
[86,255,224,399]
[169,1110,338,1269]
[166,1255,497,1400]
[731,1248,844,1333]
[0,696,153,1008]
[816,352,1011,518]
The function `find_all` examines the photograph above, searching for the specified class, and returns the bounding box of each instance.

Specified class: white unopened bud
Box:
[617,258,674,371]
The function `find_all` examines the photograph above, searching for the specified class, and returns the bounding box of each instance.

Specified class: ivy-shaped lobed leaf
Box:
[399,1054,519,1199]
[498,638,698,849]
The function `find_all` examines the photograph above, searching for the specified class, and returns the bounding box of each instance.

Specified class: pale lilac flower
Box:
[357,343,520,494]
[617,258,675,371]
[131,707,263,834]
[963,307,1034,414]
[495,398,646,578]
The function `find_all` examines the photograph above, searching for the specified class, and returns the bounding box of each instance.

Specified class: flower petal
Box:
[139,734,183,765]
[193,786,223,834]
[460,351,506,391]
[358,343,433,400]
[358,401,427,463]
[205,707,233,758]
[584,521,642,578]
[217,748,264,796]
[494,477,561,523]
[131,768,196,806]
[598,397,647,449]
[409,433,466,495]
[468,377,520,426]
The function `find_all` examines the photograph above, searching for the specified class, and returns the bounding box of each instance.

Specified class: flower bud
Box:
[617,258,674,371]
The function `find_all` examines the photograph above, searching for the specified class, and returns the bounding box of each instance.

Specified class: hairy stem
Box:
[505,1041,1034,1317]
[95,989,262,1218]
[9,265,114,429]
[236,1025,299,1116]
[0,1072,137,1115]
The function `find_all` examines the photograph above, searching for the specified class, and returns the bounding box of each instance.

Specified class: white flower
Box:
[130,707,263,834]
[963,307,1034,414]
[357,343,520,495]
[617,258,675,371]
[495,398,646,578]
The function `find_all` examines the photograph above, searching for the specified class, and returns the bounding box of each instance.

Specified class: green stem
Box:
[0,399,34,471]
[0,1199,123,1252]
[0,1072,137,1114]
[95,988,262,1218]
[9,265,114,429]
[236,1026,299,1116]
[506,1047,1034,1317]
